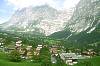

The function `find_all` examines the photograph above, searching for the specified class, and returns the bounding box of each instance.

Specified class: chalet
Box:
[19,45,33,59]
[26,46,33,59]
[27,51,33,59]
[36,45,42,50]
[34,45,43,55]
[15,40,22,50]
[0,43,5,52]
[60,53,86,65]
[26,46,32,51]
[34,50,40,55]
[38,45,42,47]
[20,48,27,59]
[82,49,96,57]
[4,45,15,53]
[50,45,58,56]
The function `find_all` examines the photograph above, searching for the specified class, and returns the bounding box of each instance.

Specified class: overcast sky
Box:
[0,0,80,24]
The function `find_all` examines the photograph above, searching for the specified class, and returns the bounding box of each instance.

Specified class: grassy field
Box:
[0,52,41,66]
[74,56,100,66]
[0,60,41,66]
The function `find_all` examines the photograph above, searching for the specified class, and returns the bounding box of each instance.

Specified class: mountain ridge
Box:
[0,5,73,36]
[49,0,100,44]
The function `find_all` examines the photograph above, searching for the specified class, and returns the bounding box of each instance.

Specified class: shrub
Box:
[8,50,21,62]
[32,55,41,63]
[41,59,51,66]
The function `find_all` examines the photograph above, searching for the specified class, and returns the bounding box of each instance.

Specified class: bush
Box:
[32,55,41,63]
[41,59,51,66]
[8,50,21,62]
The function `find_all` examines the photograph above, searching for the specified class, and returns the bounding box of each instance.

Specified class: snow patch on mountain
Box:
[0,5,74,36]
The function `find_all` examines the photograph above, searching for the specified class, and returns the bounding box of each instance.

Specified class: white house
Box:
[60,53,85,65]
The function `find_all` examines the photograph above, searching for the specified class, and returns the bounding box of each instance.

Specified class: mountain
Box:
[50,0,100,44]
[65,0,100,33]
[0,5,73,36]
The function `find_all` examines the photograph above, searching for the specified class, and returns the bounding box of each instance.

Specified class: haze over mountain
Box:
[0,5,73,36]
[50,0,100,44]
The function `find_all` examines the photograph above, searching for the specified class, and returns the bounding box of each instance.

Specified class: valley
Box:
[0,0,100,66]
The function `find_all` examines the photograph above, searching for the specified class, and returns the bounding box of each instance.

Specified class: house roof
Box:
[38,45,42,47]
[60,53,84,59]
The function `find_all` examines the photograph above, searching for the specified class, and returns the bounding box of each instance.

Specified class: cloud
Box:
[5,0,80,10]
[0,17,8,24]
[5,0,56,9]
[0,0,80,24]
[63,0,80,9]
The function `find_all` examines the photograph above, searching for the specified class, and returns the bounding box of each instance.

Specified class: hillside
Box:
[50,0,100,44]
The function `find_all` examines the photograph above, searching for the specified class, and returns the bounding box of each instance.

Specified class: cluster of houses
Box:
[0,40,45,60]
[49,45,96,65]
[60,53,84,65]
[15,40,33,59]
[50,45,59,56]
[82,49,96,57]
[0,40,33,59]
[0,40,97,65]
[59,49,96,65]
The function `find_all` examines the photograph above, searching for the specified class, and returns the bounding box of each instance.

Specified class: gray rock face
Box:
[0,5,73,36]
[49,0,100,44]
[66,0,100,33]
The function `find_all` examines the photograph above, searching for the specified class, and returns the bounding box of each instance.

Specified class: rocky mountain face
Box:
[65,0,100,33]
[68,0,100,44]
[1,0,99,44]
[0,5,73,36]
[50,0,100,44]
